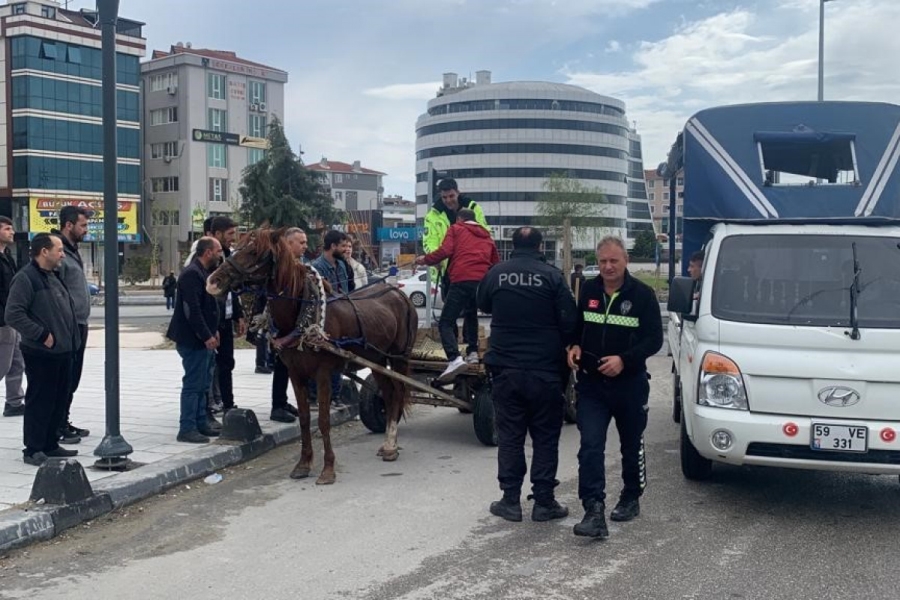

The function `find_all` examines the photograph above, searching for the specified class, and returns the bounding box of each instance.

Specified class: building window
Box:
[663,192,669,201]
[209,178,227,203]
[334,191,342,203]
[663,204,670,213]
[149,107,177,125]
[151,177,179,193]
[248,114,266,138]
[649,192,654,201]
[39,42,57,60]
[40,5,55,18]
[677,177,684,186]
[207,73,225,100]
[11,3,25,15]
[677,204,683,215]
[208,108,227,132]
[650,205,655,214]
[66,47,81,64]
[247,148,265,164]
[150,72,178,92]
[249,80,267,105]
[208,144,227,168]
[150,141,178,159]
[335,173,343,184]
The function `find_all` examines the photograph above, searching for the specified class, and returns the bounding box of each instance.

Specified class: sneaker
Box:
[23,452,48,466]
[255,365,273,374]
[532,500,569,522]
[438,356,468,382]
[45,447,78,458]
[176,430,210,444]
[206,414,222,431]
[210,400,224,414]
[331,398,348,410]
[59,430,81,445]
[270,407,297,423]
[198,426,221,438]
[66,423,90,438]
[465,352,479,365]
[489,497,523,522]
[3,403,24,417]
[610,498,640,522]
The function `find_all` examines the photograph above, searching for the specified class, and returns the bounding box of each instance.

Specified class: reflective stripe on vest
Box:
[583,312,639,327]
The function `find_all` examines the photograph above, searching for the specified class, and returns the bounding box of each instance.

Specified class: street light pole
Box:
[818,0,836,102]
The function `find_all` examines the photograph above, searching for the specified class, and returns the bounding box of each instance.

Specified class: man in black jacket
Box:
[477,227,578,523]
[208,217,244,416]
[0,216,25,418]
[5,234,80,465]
[166,237,222,443]
[567,236,663,538]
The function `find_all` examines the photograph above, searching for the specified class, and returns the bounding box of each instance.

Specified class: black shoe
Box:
[206,414,222,431]
[198,427,221,438]
[45,447,78,458]
[489,497,523,522]
[573,499,609,539]
[283,403,299,416]
[3,403,24,417]
[255,366,273,374]
[67,423,90,437]
[59,430,81,445]
[270,407,297,423]
[532,500,569,522]
[610,498,640,522]
[176,431,210,444]
[331,399,348,410]
[23,452,48,466]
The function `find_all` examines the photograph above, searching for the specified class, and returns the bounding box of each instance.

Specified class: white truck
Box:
[667,101,900,481]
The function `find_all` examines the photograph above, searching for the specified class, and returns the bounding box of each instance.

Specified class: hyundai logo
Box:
[817,386,861,407]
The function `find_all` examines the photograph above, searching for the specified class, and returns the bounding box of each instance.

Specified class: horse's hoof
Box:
[290,466,310,479]
[316,472,336,485]
[376,447,384,457]
[381,449,399,462]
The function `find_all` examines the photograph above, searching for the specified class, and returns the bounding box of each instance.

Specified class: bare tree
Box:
[535,172,609,277]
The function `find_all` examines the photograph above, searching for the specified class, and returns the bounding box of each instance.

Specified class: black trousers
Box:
[491,367,565,502]
[24,351,73,456]
[576,374,650,505]
[272,354,289,408]
[439,281,479,361]
[215,324,235,410]
[255,335,269,368]
[62,324,88,429]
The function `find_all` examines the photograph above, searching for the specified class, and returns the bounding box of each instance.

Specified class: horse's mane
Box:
[252,229,306,300]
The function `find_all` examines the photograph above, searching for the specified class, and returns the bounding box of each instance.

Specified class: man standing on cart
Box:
[477,226,577,522]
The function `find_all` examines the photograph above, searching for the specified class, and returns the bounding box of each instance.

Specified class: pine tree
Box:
[239,117,341,233]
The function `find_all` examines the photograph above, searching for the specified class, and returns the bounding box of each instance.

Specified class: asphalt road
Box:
[2,355,899,599]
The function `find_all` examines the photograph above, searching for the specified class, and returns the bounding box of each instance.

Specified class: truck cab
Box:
[666,101,900,480]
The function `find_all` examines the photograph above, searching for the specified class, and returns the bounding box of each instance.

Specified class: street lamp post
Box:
[818,0,836,102]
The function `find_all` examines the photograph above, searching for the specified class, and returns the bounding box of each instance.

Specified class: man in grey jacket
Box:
[6,234,80,465]
[50,205,91,444]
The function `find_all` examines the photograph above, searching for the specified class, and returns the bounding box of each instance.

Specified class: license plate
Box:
[810,423,868,453]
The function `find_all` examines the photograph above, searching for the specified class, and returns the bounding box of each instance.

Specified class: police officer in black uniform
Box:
[567,236,662,538]
[477,227,578,522]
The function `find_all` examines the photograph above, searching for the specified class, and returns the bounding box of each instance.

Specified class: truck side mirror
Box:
[667,276,695,316]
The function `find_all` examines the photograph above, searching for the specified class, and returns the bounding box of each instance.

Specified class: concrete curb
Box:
[0,408,356,553]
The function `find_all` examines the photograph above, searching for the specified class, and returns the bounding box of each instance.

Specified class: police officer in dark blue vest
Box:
[477,227,578,522]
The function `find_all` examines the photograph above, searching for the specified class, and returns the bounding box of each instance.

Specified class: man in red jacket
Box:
[416,208,499,381]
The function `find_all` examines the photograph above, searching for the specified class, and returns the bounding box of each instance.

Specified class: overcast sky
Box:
[91,0,900,199]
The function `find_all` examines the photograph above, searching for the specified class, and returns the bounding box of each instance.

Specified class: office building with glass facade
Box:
[0,0,145,267]
[415,71,653,258]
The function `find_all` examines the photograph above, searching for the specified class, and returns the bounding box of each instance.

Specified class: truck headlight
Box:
[698,352,748,410]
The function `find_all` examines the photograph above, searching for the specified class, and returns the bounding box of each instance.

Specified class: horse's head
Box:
[206,228,285,296]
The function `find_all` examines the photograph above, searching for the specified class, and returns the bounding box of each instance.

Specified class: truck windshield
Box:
[711,234,900,328]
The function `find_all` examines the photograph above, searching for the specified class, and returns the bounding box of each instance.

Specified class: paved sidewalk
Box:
[0,348,312,510]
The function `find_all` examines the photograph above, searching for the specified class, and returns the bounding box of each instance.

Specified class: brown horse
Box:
[205,228,418,484]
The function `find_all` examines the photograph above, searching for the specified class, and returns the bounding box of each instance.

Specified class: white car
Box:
[397,272,443,309]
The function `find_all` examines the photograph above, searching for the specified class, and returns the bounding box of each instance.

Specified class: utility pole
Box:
[818,0,837,101]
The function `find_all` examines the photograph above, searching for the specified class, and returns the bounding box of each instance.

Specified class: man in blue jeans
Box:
[166,237,223,443]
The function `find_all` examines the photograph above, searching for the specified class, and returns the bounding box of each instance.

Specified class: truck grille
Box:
[746,443,900,465]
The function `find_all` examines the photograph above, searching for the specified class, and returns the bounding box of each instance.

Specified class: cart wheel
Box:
[564,373,577,424]
[473,384,498,446]
[358,374,386,434]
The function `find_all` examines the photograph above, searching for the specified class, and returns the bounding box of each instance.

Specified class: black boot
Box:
[532,499,569,522]
[610,497,640,522]
[489,493,523,522]
[573,499,608,538]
